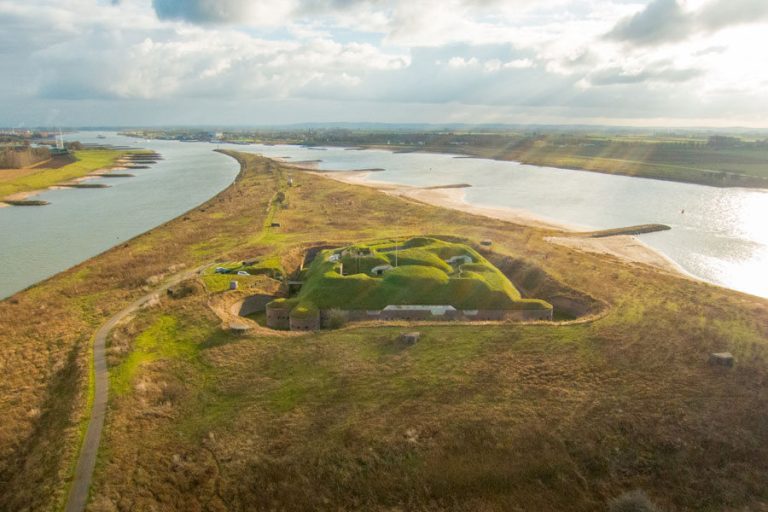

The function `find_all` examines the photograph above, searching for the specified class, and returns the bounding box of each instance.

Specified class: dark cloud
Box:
[606,0,692,46]
[608,0,768,47]
[152,0,255,23]
[148,0,540,26]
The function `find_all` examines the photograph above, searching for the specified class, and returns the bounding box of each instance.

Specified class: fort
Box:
[265,237,553,330]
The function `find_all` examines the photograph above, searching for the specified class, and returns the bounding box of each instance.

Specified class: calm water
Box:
[240,144,768,299]
[0,132,239,298]
[2,135,766,300]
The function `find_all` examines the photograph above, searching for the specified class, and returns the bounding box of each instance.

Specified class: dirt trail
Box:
[64,268,201,512]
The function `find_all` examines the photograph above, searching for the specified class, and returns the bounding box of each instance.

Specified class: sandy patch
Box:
[546,235,687,277]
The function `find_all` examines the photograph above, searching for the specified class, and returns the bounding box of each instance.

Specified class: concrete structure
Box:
[269,303,552,331]
[266,302,291,329]
[461,308,553,321]
[709,352,734,367]
[229,323,252,335]
[445,255,473,266]
[371,264,393,276]
[266,303,552,331]
[289,309,320,331]
[381,305,458,320]
[322,305,551,327]
[328,305,552,329]
[400,332,421,345]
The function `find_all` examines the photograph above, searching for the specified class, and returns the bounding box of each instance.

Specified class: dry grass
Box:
[1,152,767,511]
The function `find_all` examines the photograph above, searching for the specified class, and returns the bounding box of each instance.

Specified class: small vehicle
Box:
[237,270,250,275]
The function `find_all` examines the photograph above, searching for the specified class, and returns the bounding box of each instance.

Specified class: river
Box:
[0,132,240,298]
[243,143,768,299]
[1,133,766,299]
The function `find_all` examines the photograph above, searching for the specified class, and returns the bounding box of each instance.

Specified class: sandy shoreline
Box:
[1,168,119,207]
[0,189,43,207]
[312,170,689,278]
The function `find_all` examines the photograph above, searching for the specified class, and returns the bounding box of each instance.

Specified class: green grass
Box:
[110,315,197,396]
[0,150,126,198]
[201,257,285,293]
[283,237,551,312]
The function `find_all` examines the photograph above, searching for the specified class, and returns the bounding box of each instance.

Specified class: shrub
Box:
[608,490,662,512]
[166,279,199,299]
[326,309,347,329]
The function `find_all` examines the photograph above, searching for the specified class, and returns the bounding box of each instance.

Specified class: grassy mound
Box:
[281,237,551,312]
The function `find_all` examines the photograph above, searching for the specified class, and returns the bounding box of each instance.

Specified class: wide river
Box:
[1,132,766,299]
[0,132,240,298]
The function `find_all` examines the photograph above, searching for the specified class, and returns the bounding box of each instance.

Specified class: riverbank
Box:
[312,170,688,277]
[349,144,768,190]
[0,149,131,206]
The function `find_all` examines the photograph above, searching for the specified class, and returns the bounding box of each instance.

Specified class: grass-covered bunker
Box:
[266,237,552,330]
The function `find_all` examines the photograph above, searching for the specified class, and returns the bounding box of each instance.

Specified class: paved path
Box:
[64,269,200,512]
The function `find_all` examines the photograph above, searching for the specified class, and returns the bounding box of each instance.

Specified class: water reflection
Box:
[245,143,768,299]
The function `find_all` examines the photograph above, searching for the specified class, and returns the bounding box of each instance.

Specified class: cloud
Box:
[1,0,768,126]
[33,26,410,101]
[607,0,768,47]
[152,0,296,25]
[588,63,703,86]
[698,0,768,30]
[607,0,692,46]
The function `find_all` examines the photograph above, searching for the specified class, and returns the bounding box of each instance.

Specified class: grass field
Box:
[0,152,766,511]
[201,256,285,293]
[0,149,126,199]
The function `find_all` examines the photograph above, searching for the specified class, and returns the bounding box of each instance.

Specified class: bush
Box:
[326,309,346,329]
[608,490,662,512]
[166,279,199,299]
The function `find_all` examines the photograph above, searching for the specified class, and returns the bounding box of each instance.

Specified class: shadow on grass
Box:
[200,330,242,350]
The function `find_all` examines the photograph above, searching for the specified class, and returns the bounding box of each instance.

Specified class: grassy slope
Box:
[0,150,125,198]
[0,153,766,511]
[294,237,547,311]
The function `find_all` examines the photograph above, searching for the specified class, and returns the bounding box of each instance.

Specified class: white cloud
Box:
[503,58,534,69]
[0,0,768,126]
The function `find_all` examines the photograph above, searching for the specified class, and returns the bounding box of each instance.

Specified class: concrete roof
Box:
[383,305,457,315]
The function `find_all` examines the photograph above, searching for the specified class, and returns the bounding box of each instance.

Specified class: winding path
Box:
[64,269,200,512]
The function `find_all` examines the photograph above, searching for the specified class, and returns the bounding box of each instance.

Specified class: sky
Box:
[1,0,767,128]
